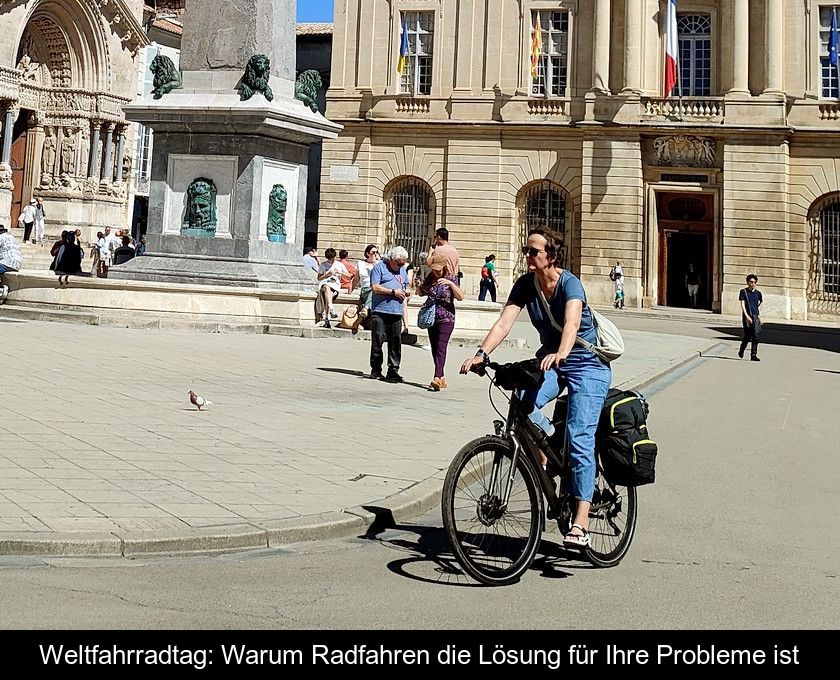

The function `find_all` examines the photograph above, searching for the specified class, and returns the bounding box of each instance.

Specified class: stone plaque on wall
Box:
[330,164,360,183]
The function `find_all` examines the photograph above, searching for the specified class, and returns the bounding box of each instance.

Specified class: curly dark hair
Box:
[528,227,564,261]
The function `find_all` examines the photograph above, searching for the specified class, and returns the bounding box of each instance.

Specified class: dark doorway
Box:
[10,111,30,227]
[665,231,710,309]
[131,196,148,240]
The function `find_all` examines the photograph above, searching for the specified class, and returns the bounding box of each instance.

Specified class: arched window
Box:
[516,180,569,276]
[677,14,712,96]
[813,197,840,296]
[385,177,435,266]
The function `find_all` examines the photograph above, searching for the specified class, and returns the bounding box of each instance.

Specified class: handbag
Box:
[418,301,437,329]
[533,275,625,363]
[339,306,360,330]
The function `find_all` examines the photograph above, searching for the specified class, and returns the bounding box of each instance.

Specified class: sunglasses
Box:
[522,246,546,258]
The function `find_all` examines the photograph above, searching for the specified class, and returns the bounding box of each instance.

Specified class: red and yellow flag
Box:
[530,13,543,81]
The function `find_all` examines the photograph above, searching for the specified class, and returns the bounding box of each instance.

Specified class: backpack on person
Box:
[533,276,625,363]
[609,267,617,282]
[597,389,658,487]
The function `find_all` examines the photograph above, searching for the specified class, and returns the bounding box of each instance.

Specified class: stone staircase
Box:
[18,239,95,275]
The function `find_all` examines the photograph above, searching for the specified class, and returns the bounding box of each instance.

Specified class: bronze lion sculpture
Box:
[295,69,322,113]
[237,54,274,102]
[150,54,181,100]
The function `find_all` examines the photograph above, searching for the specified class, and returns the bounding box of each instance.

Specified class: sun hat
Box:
[427,253,447,272]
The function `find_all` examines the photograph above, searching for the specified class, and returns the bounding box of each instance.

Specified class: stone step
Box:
[0,303,527,349]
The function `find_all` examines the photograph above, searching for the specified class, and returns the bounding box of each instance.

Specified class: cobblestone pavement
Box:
[0,317,715,552]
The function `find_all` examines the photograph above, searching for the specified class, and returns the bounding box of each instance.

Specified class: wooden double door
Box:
[657,192,714,310]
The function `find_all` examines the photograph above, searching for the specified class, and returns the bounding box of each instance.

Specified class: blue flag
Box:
[830,8,838,66]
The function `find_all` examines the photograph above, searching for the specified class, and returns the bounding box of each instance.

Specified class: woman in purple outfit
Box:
[419,253,464,391]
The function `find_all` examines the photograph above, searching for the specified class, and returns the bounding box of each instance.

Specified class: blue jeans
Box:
[0,264,17,275]
[520,353,611,502]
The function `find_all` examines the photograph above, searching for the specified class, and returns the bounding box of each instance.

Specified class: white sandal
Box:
[563,523,591,549]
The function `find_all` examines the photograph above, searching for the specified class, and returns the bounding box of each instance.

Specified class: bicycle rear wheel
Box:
[441,436,543,586]
[584,468,638,567]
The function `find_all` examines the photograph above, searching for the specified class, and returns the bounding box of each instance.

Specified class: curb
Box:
[0,304,527,350]
[0,344,712,558]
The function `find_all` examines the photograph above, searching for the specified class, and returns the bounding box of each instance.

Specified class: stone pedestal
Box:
[114,0,341,290]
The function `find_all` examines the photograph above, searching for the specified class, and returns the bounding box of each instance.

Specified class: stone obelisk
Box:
[115,0,341,288]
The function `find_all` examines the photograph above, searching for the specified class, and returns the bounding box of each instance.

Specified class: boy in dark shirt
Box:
[738,273,763,361]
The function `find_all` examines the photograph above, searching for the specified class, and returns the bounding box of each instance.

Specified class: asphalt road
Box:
[1,322,837,629]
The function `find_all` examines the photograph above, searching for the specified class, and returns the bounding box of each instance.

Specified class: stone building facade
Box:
[0,0,148,239]
[319,0,840,320]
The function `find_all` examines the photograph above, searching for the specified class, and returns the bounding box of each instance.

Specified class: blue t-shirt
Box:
[507,271,598,358]
[371,260,408,315]
[739,288,763,318]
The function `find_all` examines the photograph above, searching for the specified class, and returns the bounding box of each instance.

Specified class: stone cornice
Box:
[86,0,151,53]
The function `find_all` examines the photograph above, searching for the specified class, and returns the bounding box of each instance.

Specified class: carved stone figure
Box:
[61,128,77,176]
[150,55,182,99]
[266,184,287,241]
[41,127,57,183]
[653,135,716,168]
[182,178,218,236]
[78,128,90,179]
[295,70,322,113]
[237,55,273,102]
[17,54,40,82]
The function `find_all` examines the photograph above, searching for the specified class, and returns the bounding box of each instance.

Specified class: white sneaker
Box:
[0,284,8,303]
[329,309,338,319]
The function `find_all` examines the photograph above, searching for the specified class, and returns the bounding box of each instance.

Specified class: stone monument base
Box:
[109,252,316,290]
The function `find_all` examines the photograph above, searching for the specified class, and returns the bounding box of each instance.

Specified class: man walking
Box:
[428,228,460,282]
[738,273,763,362]
[18,199,37,244]
[369,246,410,382]
[34,198,46,244]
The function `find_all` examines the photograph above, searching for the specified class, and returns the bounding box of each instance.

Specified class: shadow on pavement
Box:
[317,367,432,391]
[710,324,840,354]
[815,369,840,375]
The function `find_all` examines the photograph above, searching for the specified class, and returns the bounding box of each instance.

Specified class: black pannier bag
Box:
[597,388,657,487]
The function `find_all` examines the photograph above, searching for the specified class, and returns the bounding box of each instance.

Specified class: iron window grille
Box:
[400,12,434,96]
[530,10,569,98]
[516,181,568,277]
[818,200,840,295]
[677,14,712,97]
[386,177,435,267]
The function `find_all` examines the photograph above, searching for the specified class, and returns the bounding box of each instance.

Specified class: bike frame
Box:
[494,390,572,526]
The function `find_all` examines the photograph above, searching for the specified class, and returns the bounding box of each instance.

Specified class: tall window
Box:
[400,12,434,96]
[386,177,435,266]
[677,14,711,96]
[516,181,568,276]
[134,124,153,195]
[530,10,569,97]
[819,201,840,294]
[820,7,839,98]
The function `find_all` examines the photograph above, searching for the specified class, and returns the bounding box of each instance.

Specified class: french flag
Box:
[664,0,679,97]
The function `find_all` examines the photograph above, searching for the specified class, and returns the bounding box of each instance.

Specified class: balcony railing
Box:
[395,97,431,114]
[527,98,568,116]
[641,96,724,122]
[818,103,840,121]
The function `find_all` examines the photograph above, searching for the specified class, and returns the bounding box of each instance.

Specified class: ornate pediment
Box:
[653,135,717,168]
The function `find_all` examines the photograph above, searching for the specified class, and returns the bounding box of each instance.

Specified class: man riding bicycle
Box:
[461,228,611,549]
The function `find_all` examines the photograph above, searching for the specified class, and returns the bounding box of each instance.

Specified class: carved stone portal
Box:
[266,183,287,242]
[653,135,716,168]
[182,177,218,237]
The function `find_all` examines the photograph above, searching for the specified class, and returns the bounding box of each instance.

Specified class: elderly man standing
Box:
[369,246,410,382]
[0,224,22,303]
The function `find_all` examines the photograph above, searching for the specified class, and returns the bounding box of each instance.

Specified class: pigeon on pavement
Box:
[189,390,213,411]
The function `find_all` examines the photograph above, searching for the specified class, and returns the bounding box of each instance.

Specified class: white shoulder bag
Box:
[533,275,625,363]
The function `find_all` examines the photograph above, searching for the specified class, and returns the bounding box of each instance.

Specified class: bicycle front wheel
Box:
[584,469,638,568]
[441,436,543,586]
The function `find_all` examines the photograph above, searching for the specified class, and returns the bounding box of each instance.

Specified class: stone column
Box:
[89,122,101,178]
[22,116,43,205]
[621,0,641,93]
[1,106,14,164]
[100,123,114,181]
[765,0,784,94]
[592,0,612,93]
[728,0,750,94]
[114,126,127,182]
